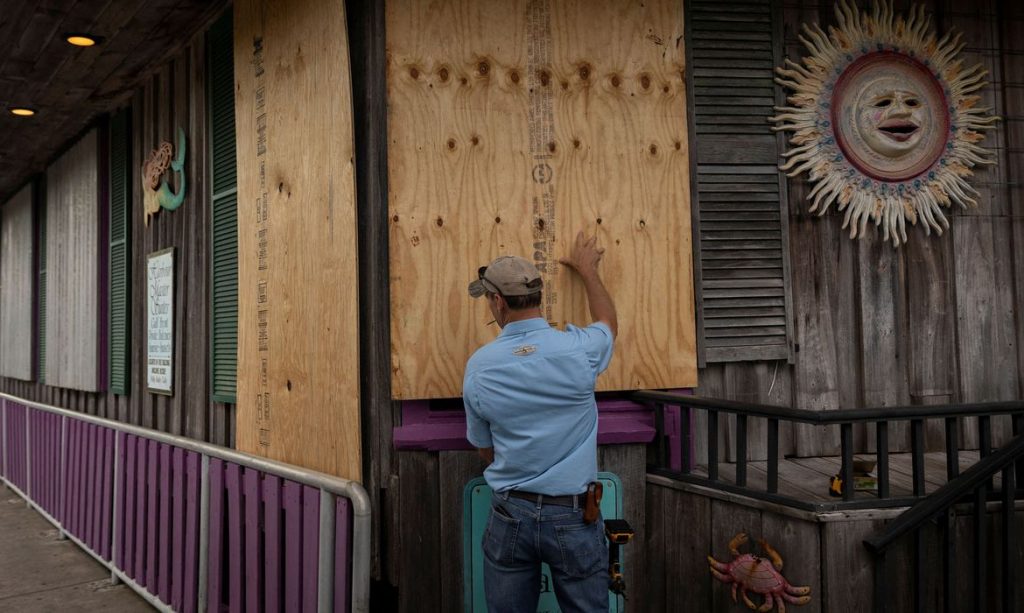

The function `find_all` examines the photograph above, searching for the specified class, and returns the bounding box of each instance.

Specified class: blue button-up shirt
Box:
[463,318,614,495]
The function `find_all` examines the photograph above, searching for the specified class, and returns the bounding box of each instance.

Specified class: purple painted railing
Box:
[0,395,369,612]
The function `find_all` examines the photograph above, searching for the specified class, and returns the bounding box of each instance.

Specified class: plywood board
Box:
[387,0,697,399]
[234,0,362,481]
[45,129,102,392]
[0,185,35,380]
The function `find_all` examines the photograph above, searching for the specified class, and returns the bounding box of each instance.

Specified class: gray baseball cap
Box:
[468,255,543,298]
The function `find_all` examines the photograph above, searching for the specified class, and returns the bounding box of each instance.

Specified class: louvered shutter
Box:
[109,109,131,394]
[208,9,238,403]
[686,0,794,364]
[37,181,46,383]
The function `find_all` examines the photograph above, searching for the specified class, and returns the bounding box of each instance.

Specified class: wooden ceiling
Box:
[0,0,227,203]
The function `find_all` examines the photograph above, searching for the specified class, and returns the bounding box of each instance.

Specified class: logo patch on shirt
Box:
[512,344,537,356]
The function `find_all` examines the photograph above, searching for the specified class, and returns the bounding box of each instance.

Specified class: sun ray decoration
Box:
[769,0,1000,246]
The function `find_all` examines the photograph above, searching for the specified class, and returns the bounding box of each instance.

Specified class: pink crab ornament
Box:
[708,533,812,612]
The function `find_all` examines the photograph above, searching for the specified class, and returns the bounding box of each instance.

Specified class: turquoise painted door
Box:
[462,473,625,612]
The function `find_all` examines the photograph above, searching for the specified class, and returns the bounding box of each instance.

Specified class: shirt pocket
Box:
[483,503,522,565]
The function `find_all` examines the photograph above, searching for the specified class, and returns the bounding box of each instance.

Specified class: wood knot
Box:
[640,74,651,89]
[494,216,501,223]
[611,75,621,88]
[438,67,449,82]
[548,142,556,153]
[674,141,681,151]
[663,85,670,94]
[460,77,468,86]
[471,135,480,146]
[447,138,456,150]
[560,80,569,90]
[392,215,400,223]
[578,64,591,80]
[649,144,658,155]
[639,219,646,228]
[539,70,550,86]
[509,70,520,84]
[436,217,444,227]
[478,61,490,76]
[409,66,420,79]
[537,218,545,231]
[596,218,603,225]
[572,138,581,149]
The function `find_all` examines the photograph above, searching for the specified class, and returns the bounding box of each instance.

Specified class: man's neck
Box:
[504,307,543,326]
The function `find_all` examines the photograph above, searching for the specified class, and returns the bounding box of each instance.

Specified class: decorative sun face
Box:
[857,82,925,157]
[769,0,999,246]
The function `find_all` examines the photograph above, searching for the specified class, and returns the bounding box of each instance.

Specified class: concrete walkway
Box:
[0,485,152,612]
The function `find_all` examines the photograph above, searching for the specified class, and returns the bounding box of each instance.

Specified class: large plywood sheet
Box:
[46,129,101,391]
[387,0,697,399]
[235,0,362,480]
[0,185,34,380]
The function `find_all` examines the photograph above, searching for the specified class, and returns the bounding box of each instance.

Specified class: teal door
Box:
[462,473,625,612]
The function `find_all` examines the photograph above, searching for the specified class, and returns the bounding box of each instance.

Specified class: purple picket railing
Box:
[0,395,369,612]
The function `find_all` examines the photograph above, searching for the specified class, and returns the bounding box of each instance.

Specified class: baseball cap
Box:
[468,255,543,298]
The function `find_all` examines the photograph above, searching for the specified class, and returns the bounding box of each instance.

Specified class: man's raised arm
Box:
[559,231,618,338]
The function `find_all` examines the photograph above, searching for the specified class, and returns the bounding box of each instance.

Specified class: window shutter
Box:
[686,0,794,364]
[109,109,131,394]
[37,181,46,383]
[208,9,238,403]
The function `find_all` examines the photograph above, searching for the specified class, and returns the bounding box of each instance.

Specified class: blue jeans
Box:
[482,493,609,613]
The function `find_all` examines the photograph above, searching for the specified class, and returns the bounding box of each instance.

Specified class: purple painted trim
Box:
[206,458,224,613]
[171,446,185,611]
[243,467,262,612]
[393,392,696,451]
[133,436,147,581]
[124,434,137,576]
[146,439,158,590]
[263,474,282,613]
[225,462,243,613]
[183,451,200,613]
[158,443,171,600]
[283,480,302,612]
[302,485,320,613]
[334,497,352,613]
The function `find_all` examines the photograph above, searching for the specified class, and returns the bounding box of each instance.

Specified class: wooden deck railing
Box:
[634,390,1024,512]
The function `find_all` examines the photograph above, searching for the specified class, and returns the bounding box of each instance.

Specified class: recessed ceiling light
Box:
[65,33,100,47]
[10,107,36,117]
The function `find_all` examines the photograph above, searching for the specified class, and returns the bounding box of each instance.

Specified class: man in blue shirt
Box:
[464,231,617,613]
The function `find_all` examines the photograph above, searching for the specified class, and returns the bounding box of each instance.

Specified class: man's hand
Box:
[559,231,605,280]
[560,231,618,337]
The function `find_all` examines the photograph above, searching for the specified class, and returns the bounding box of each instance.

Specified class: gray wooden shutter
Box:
[36,179,46,383]
[208,10,238,403]
[686,0,794,364]
[109,108,131,394]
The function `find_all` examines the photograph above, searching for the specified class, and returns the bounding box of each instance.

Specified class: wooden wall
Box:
[0,185,35,381]
[44,128,104,392]
[234,0,362,481]
[386,0,697,400]
[695,0,1024,459]
[0,15,235,448]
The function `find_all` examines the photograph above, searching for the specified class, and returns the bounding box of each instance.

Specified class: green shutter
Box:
[686,0,794,364]
[208,9,238,403]
[37,181,46,383]
[109,109,132,394]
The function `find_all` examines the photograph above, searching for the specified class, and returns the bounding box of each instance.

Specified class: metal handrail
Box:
[0,392,370,612]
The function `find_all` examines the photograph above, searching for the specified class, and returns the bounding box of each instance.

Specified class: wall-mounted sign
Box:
[147,248,175,395]
[142,127,187,226]
[769,0,999,246]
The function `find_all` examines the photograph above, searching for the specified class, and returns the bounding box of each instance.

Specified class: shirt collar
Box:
[499,317,550,337]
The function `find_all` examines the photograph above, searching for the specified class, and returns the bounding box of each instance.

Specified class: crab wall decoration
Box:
[769,0,1000,246]
[709,533,811,612]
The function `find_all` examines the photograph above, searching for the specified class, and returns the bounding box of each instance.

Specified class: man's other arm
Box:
[560,231,618,338]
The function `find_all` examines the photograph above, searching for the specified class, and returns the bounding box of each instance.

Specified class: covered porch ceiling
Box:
[0,0,227,203]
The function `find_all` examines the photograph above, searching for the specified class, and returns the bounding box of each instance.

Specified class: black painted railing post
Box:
[767,418,779,494]
[913,529,925,613]
[1001,464,1016,612]
[942,508,954,613]
[945,417,959,481]
[841,423,854,501]
[974,484,987,613]
[680,404,692,475]
[873,549,887,613]
[911,419,925,497]
[654,403,666,470]
[877,421,890,499]
[708,410,719,482]
[980,415,993,489]
[736,414,748,487]
[1014,414,1024,492]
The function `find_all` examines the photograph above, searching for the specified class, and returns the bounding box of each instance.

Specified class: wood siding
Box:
[44,128,104,392]
[695,0,1024,459]
[0,185,35,380]
[0,18,235,448]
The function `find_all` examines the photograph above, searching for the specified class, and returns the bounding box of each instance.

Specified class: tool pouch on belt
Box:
[584,481,603,524]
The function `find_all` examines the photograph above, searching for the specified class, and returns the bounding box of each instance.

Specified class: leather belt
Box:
[507,490,582,507]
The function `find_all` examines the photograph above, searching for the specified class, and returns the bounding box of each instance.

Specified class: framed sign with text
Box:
[147,248,175,395]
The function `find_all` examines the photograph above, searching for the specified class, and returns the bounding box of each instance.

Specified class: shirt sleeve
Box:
[463,375,493,448]
[566,321,615,375]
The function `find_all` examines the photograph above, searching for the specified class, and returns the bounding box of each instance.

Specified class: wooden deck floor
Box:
[693,451,996,503]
